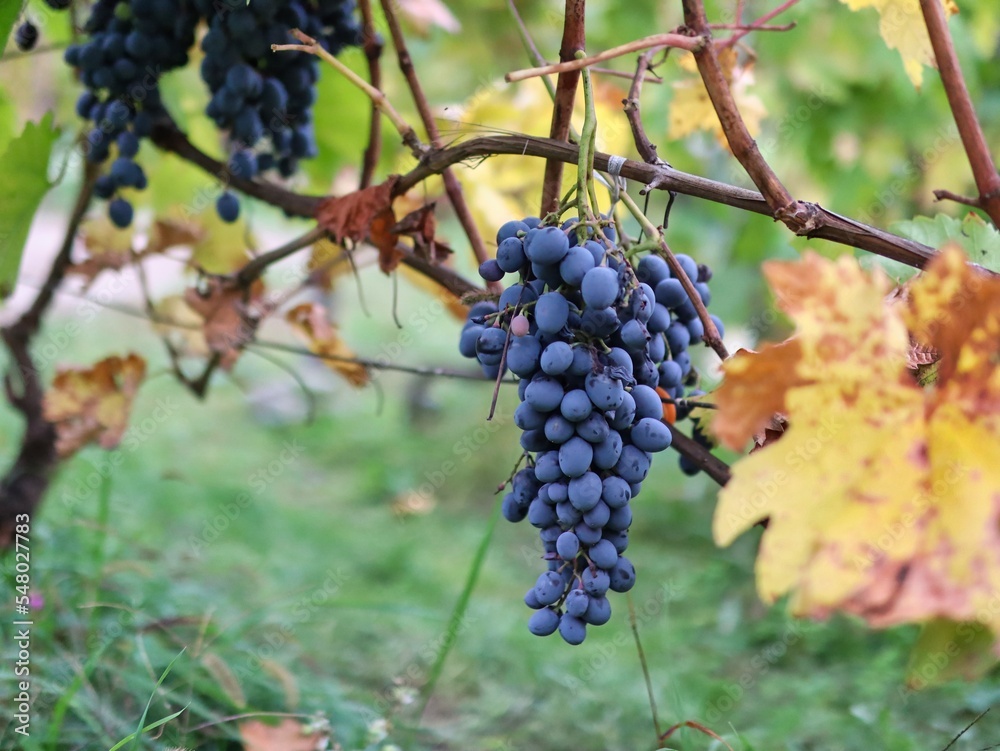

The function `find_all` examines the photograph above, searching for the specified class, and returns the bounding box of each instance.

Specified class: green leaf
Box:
[905,618,996,690]
[114,646,187,751]
[0,111,61,298]
[0,0,24,51]
[891,212,1000,273]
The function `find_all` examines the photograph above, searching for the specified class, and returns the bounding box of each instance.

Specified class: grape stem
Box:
[356,0,384,190]
[506,32,705,83]
[272,30,426,157]
[666,423,731,486]
[376,0,494,285]
[619,190,730,360]
[919,0,1000,227]
[576,63,599,234]
[539,0,586,217]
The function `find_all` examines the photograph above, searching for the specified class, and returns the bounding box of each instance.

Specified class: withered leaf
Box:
[184,278,268,370]
[43,353,146,458]
[286,303,369,387]
[712,248,1000,663]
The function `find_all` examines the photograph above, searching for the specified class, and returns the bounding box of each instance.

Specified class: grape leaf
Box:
[0,1,23,52]
[306,237,348,290]
[838,0,957,88]
[285,303,369,387]
[711,246,1000,649]
[184,278,268,370]
[668,48,765,146]
[43,353,147,458]
[315,177,400,272]
[0,112,60,298]
[152,295,210,359]
[190,206,255,274]
[893,212,1000,273]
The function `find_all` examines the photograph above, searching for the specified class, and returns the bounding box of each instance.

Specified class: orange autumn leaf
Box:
[286,303,369,387]
[711,247,1000,651]
[43,353,146,458]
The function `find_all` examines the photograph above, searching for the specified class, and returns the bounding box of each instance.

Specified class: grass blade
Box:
[107,706,188,751]
[114,646,186,751]
[417,496,502,717]
[45,640,114,750]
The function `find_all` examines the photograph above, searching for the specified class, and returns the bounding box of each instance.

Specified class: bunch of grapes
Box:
[63,0,361,228]
[458,215,721,644]
[195,0,361,216]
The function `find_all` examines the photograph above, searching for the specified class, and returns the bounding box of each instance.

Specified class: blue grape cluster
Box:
[64,0,361,228]
[458,216,722,644]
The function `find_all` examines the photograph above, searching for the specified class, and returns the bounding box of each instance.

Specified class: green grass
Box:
[3,273,1000,751]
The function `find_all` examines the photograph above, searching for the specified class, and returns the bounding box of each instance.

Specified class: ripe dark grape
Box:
[108,197,134,228]
[456,214,724,644]
[15,21,39,51]
[216,191,240,223]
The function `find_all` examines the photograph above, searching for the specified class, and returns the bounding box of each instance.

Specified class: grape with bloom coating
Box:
[457,213,723,644]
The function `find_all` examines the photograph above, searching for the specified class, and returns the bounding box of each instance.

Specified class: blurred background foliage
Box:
[2,0,1000,749]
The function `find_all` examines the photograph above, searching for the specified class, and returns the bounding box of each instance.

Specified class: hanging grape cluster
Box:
[458,216,722,644]
[62,0,362,228]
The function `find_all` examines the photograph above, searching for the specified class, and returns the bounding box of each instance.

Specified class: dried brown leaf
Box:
[184,278,267,370]
[43,353,146,458]
[286,303,369,387]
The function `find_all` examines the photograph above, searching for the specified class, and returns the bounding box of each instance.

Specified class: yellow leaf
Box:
[399,264,468,322]
[711,247,1000,650]
[839,0,957,88]
[190,206,255,274]
[286,303,369,387]
[668,48,766,146]
[152,295,210,359]
[428,76,634,247]
[306,237,349,291]
[43,354,146,458]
